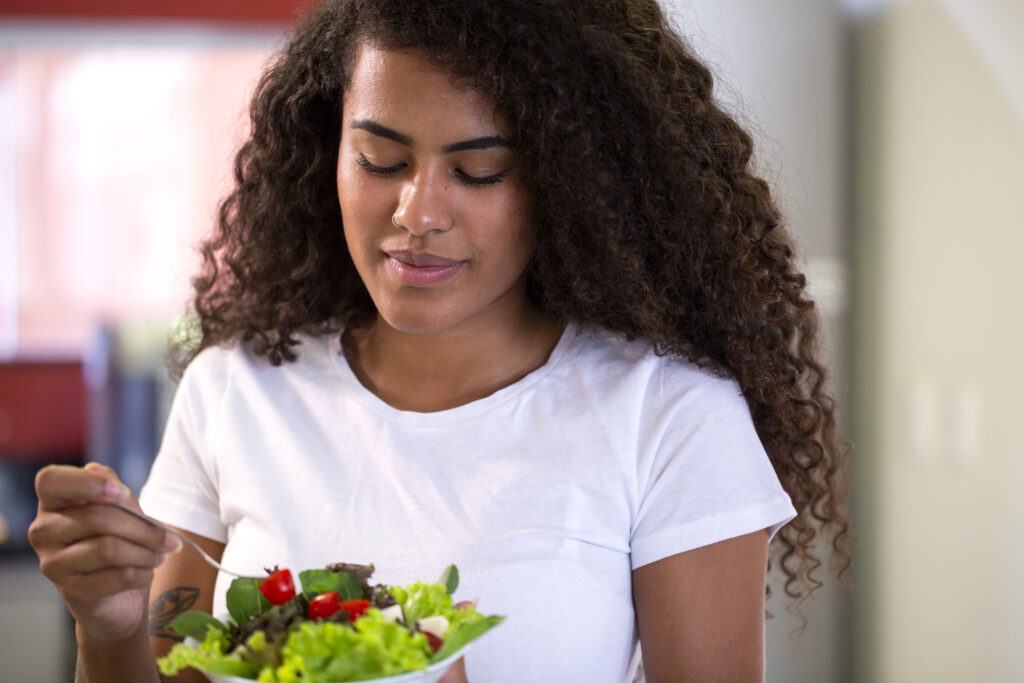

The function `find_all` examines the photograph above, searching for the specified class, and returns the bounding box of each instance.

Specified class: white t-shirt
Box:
[139,323,795,682]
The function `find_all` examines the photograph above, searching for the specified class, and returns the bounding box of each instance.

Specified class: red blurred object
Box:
[0,0,307,22]
[0,362,86,462]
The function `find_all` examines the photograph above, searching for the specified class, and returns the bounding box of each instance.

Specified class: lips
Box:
[385,250,463,267]
[384,250,466,287]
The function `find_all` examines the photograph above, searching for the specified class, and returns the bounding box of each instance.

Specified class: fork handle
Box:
[112,503,263,581]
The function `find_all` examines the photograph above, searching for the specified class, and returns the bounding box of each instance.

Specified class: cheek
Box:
[487,190,533,261]
[338,162,389,231]
[337,158,364,213]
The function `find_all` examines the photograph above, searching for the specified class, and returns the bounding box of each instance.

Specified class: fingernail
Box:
[163,534,183,553]
[105,481,130,500]
[157,553,167,565]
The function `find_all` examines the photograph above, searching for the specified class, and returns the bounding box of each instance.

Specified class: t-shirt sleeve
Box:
[138,349,229,543]
[629,365,796,570]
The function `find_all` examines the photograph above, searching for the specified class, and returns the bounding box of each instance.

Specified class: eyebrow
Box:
[350,119,510,154]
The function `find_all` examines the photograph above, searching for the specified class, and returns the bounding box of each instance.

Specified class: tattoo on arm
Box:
[149,587,200,641]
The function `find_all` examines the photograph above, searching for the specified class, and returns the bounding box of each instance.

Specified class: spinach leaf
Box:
[299,569,341,597]
[299,568,363,601]
[225,577,269,623]
[438,565,459,595]
[167,611,228,642]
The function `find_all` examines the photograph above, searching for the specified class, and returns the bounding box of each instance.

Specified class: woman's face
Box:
[337,44,534,336]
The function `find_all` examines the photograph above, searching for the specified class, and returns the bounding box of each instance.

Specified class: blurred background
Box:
[0,0,1020,681]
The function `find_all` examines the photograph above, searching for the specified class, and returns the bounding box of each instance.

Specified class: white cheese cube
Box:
[416,615,450,639]
[379,604,404,624]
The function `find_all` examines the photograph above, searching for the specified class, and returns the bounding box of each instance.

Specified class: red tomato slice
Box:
[259,569,296,605]
[308,591,341,619]
[339,598,370,620]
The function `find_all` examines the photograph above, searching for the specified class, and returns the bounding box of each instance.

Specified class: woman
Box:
[29,0,849,681]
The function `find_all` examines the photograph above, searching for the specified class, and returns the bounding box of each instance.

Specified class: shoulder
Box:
[179,333,336,394]
[567,324,747,414]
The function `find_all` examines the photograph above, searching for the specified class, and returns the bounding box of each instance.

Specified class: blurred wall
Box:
[852,1,1024,681]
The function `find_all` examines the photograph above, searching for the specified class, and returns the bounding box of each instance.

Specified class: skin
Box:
[338,44,563,412]
[633,531,770,682]
[29,44,769,683]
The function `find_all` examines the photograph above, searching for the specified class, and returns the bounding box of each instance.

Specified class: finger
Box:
[83,462,150,515]
[60,566,154,606]
[35,465,131,512]
[44,504,180,554]
[83,462,114,476]
[50,534,167,575]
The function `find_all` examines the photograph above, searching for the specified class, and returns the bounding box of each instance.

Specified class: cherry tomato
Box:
[339,599,370,620]
[308,591,341,619]
[423,631,443,653]
[259,569,296,605]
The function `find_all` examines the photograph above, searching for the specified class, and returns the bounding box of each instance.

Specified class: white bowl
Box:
[201,645,469,683]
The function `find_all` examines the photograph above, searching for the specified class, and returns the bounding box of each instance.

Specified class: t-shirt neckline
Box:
[329,322,578,426]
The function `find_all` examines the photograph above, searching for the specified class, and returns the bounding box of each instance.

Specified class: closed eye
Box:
[356,155,404,176]
[358,154,508,187]
[455,168,508,187]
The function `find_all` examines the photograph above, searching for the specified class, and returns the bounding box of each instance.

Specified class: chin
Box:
[376,307,465,337]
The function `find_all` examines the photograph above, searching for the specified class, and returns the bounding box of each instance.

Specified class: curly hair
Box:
[179,0,850,625]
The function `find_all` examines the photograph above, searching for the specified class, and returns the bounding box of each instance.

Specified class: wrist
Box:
[75,614,146,649]
[76,620,158,683]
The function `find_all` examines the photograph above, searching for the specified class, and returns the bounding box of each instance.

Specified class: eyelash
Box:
[356,155,508,187]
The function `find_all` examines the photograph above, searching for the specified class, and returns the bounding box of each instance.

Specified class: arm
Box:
[632,529,770,683]
[30,463,168,683]
[27,463,222,683]
[147,526,222,683]
[75,527,221,683]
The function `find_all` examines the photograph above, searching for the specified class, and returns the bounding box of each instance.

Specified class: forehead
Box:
[342,44,506,137]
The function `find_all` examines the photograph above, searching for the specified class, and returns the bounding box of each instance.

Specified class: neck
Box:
[344,308,564,412]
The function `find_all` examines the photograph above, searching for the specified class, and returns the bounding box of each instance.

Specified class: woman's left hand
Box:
[438,657,468,683]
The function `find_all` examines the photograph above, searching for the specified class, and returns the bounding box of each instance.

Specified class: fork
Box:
[114,503,264,581]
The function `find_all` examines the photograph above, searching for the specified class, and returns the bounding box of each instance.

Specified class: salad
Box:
[157,562,503,682]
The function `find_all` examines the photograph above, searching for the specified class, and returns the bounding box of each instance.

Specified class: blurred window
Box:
[0,28,276,358]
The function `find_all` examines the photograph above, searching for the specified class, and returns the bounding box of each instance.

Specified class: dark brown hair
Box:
[179,0,850,624]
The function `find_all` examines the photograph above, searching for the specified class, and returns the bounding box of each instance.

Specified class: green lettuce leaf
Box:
[390,581,485,630]
[157,627,256,678]
[274,611,430,682]
[430,615,504,663]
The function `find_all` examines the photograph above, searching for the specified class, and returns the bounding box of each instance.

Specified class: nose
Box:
[392,164,454,237]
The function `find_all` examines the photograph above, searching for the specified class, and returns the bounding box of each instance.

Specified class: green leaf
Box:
[299,569,341,597]
[206,659,258,676]
[298,569,362,601]
[429,615,504,663]
[167,611,228,642]
[438,565,459,595]
[335,571,363,600]
[225,577,270,622]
